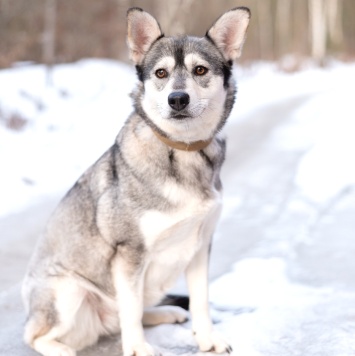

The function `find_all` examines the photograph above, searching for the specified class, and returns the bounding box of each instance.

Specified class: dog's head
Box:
[127,7,250,143]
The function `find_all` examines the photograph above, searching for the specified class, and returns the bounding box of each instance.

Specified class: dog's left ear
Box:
[127,8,163,65]
[206,7,250,61]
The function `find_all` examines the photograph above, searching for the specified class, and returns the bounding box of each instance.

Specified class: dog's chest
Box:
[139,180,222,304]
[140,180,220,248]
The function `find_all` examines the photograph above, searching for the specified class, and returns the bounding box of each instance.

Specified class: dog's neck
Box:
[152,130,212,152]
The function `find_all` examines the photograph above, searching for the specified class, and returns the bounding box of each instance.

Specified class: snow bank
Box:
[207,258,355,356]
[0,60,134,216]
[250,62,355,204]
[1,60,355,215]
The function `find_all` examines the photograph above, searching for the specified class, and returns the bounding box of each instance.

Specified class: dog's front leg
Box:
[186,240,232,354]
[112,253,155,356]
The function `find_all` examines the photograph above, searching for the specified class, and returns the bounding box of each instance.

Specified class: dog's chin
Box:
[143,105,217,142]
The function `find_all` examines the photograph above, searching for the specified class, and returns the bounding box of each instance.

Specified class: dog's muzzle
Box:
[168,92,190,111]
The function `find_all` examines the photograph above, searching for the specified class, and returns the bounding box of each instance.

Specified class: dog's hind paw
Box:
[142,305,189,326]
[32,338,76,356]
[52,346,77,356]
[195,330,232,354]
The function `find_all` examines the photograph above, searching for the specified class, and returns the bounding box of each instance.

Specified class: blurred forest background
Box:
[0,0,354,70]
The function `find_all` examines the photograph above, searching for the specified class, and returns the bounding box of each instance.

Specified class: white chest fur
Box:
[139,181,222,306]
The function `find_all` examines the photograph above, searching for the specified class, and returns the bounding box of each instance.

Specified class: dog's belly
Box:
[139,190,222,306]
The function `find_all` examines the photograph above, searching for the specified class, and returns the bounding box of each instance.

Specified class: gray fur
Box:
[22,6,250,355]
[133,35,236,140]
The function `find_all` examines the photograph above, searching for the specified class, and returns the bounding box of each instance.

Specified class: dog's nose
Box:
[168,92,190,111]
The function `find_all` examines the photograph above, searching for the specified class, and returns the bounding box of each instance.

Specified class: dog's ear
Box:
[206,7,250,61]
[127,8,163,65]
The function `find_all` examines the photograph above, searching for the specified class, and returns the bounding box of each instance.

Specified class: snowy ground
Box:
[1,59,355,355]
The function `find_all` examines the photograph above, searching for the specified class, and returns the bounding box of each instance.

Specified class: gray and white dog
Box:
[22,7,250,356]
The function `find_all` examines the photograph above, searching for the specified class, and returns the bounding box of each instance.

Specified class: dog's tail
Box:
[159,294,189,311]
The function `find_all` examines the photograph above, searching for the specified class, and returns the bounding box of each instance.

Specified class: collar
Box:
[152,130,212,151]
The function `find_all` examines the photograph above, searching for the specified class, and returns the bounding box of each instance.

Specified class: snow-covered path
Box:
[1,61,355,355]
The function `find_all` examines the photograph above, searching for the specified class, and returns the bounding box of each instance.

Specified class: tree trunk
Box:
[308,0,327,63]
[276,0,291,57]
[43,0,57,85]
[255,0,274,60]
[327,0,344,46]
[156,0,194,36]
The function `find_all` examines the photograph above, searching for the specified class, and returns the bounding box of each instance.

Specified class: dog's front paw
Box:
[123,342,160,356]
[194,330,232,354]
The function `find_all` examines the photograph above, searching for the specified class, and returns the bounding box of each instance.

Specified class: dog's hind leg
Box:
[25,313,76,356]
[23,277,102,356]
[142,305,189,326]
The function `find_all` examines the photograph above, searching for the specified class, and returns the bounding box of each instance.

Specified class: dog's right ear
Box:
[127,8,163,65]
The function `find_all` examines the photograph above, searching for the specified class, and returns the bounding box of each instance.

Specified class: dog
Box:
[22,7,250,356]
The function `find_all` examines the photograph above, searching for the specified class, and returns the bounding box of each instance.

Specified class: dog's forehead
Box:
[144,36,224,72]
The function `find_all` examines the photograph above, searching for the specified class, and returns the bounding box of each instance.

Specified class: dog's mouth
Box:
[168,102,208,121]
[170,114,190,120]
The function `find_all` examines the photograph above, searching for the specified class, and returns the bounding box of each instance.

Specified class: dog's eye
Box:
[194,66,208,76]
[155,69,168,79]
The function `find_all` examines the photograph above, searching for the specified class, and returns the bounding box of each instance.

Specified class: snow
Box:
[147,257,355,355]
[294,88,355,203]
[267,64,355,203]
[0,60,134,216]
[209,258,326,354]
[1,60,355,217]
[235,63,355,203]
[0,60,355,216]
[1,59,355,355]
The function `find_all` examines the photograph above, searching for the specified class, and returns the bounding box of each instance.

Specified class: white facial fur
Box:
[141,53,227,143]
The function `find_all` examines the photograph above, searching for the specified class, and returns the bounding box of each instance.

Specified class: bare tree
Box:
[308,0,327,63]
[255,0,274,60]
[42,0,57,85]
[155,0,194,36]
[1,0,355,68]
[276,0,291,57]
[116,0,130,59]
[326,0,344,46]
